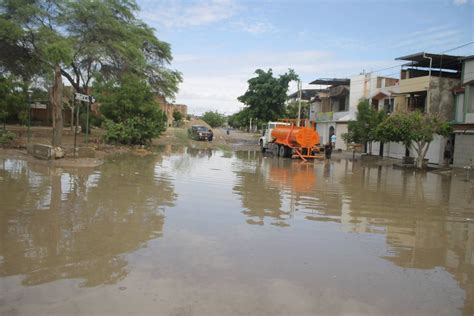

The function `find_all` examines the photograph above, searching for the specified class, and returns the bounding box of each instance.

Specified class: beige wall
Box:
[399,76,430,94]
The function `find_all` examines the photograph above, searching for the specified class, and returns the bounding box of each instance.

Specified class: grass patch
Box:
[173,128,190,144]
[216,143,231,152]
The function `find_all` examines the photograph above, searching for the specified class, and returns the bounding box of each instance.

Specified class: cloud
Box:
[453,0,468,5]
[140,0,239,28]
[232,19,276,34]
[173,50,394,115]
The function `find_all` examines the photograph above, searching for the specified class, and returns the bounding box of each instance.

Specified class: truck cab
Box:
[259,121,290,152]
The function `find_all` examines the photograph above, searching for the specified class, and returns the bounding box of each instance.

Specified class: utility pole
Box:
[297,80,302,127]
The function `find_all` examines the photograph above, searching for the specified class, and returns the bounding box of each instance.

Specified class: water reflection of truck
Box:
[259,120,321,161]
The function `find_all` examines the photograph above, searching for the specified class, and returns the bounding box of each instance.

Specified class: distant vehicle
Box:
[188,125,211,141]
[259,120,321,161]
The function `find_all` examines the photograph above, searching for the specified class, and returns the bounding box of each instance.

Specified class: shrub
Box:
[94,75,167,144]
[102,116,164,145]
[0,129,15,145]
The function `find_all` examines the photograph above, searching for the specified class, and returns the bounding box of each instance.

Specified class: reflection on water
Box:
[232,153,474,315]
[0,148,473,315]
[0,155,176,286]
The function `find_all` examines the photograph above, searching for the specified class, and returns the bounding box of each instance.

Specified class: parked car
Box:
[188,125,211,141]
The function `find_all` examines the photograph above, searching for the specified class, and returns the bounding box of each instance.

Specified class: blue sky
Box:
[137,0,474,115]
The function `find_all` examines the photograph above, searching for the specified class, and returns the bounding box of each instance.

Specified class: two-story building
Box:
[308,78,350,147]
[382,52,462,164]
[452,55,474,168]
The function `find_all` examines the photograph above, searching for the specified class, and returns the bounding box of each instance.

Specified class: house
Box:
[287,89,321,103]
[342,73,399,152]
[452,55,474,168]
[308,78,350,147]
[376,52,463,164]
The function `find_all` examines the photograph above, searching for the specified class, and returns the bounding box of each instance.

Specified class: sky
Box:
[137,0,474,115]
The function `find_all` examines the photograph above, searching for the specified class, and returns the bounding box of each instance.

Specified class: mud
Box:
[0,147,473,315]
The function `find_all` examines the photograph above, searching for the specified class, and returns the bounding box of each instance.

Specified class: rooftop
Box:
[395,52,463,71]
[288,89,325,100]
[309,78,350,86]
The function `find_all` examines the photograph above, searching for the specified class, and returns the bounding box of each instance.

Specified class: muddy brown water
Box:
[1,145,473,315]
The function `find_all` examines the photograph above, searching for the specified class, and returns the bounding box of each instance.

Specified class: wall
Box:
[349,74,366,109]
[335,122,347,149]
[428,77,460,121]
[455,94,465,123]
[316,122,333,145]
[399,76,429,94]
[453,134,474,167]
[463,59,474,84]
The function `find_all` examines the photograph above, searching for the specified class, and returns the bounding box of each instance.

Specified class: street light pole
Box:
[27,90,32,144]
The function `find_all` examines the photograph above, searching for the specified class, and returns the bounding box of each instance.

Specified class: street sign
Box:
[74,93,96,103]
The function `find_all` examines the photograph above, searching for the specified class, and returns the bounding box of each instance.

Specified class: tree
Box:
[172,110,183,126]
[286,100,309,119]
[1,0,181,146]
[342,100,385,154]
[228,108,252,129]
[238,69,298,123]
[202,111,226,128]
[95,75,166,145]
[376,111,452,169]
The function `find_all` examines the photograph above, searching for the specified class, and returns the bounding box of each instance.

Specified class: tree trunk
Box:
[51,64,63,147]
[415,142,430,169]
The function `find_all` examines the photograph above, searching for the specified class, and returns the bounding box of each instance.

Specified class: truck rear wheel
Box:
[279,145,291,158]
[272,144,279,156]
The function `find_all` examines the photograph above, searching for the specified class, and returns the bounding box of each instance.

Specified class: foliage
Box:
[102,117,163,145]
[227,108,251,129]
[376,111,452,168]
[342,100,385,154]
[95,75,167,145]
[172,110,183,125]
[186,114,191,121]
[0,0,182,96]
[202,111,226,128]
[0,75,28,123]
[238,69,298,122]
[1,0,181,146]
[0,129,15,145]
[286,100,309,119]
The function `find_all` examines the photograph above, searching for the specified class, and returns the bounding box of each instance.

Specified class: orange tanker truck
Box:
[259,120,322,161]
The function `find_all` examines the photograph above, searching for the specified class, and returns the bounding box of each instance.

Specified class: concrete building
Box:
[452,55,474,168]
[372,52,463,165]
[344,73,399,153]
[308,78,350,147]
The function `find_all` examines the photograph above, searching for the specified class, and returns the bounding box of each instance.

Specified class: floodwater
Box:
[1,146,473,316]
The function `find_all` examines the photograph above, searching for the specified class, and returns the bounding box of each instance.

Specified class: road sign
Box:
[74,93,96,103]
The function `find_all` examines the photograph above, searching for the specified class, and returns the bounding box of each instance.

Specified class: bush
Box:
[0,129,15,145]
[102,116,164,145]
[94,75,167,144]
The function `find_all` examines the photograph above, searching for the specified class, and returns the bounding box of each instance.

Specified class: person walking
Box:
[330,133,336,148]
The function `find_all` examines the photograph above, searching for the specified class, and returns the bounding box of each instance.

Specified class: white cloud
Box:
[140,0,239,28]
[453,0,468,5]
[173,50,394,115]
[233,20,276,34]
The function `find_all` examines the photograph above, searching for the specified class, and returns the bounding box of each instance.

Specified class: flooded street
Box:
[1,146,473,315]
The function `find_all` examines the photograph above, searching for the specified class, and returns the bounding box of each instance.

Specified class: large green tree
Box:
[202,111,226,128]
[0,0,181,146]
[342,100,385,155]
[376,111,452,169]
[238,69,298,123]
